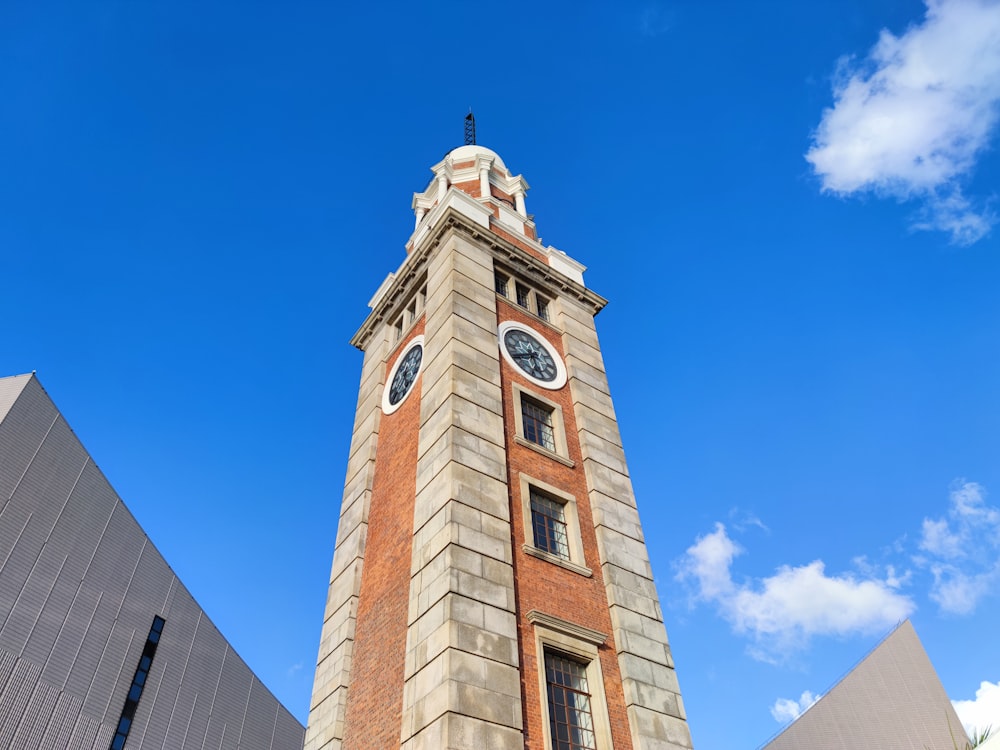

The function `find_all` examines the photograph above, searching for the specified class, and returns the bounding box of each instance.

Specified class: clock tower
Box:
[305,143,693,750]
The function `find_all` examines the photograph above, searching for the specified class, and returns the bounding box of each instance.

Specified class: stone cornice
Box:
[351,207,607,351]
[526,610,607,646]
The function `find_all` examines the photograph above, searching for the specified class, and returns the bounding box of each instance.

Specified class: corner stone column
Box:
[399,231,523,750]
[305,329,391,750]
[559,297,694,750]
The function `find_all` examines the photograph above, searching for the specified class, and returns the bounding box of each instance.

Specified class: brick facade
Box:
[497,299,635,750]
[341,324,425,748]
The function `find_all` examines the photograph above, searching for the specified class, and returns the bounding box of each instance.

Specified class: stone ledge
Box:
[526,610,607,646]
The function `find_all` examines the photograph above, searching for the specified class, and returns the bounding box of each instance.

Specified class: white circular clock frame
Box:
[382,335,425,415]
[497,321,567,390]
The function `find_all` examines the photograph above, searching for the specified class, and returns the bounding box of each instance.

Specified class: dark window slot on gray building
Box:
[110,616,165,750]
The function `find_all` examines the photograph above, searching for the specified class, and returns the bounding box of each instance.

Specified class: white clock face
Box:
[497,322,567,390]
[382,336,425,414]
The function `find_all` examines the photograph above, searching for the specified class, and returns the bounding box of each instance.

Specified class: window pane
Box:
[516,283,530,308]
[530,491,570,558]
[536,296,549,321]
[495,272,509,296]
[545,651,597,750]
[521,399,555,451]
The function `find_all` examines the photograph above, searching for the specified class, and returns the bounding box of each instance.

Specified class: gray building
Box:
[0,373,304,750]
[761,620,966,750]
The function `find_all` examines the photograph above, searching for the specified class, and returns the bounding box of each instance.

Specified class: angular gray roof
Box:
[762,620,966,750]
[0,373,33,425]
[0,371,305,749]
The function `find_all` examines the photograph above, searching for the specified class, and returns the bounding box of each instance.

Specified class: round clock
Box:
[382,336,424,414]
[497,321,567,390]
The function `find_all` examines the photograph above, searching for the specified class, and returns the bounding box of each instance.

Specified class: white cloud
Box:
[922,517,964,559]
[676,524,915,661]
[919,481,1000,614]
[806,0,1000,244]
[953,681,1000,737]
[729,508,770,534]
[852,556,912,589]
[771,690,821,724]
[927,565,996,614]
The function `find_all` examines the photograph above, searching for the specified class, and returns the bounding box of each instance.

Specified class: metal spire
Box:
[464,111,476,146]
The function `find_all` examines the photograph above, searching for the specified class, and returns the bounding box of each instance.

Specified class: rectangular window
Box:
[389,279,428,342]
[530,490,570,559]
[519,475,590,576]
[545,650,597,750]
[516,282,531,309]
[495,266,555,323]
[495,271,510,297]
[521,397,556,452]
[110,615,165,750]
[536,295,550,321]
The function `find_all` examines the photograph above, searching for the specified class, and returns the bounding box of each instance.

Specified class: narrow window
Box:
[521,397,556,452]
[536,295,550,321]
[545,650,597,750]
[394,319,403,342]
[495,272,509,297]
[530,489,570,559]
[109,616,165,750]
[516,282,531,309]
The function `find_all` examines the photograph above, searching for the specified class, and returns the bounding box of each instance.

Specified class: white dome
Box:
[445,144,508,171]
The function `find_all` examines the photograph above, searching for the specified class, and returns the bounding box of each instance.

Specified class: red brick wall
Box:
[451,177,481,199]
[341,322,425,750]
[490,224,545,259]
[497,299,634,750]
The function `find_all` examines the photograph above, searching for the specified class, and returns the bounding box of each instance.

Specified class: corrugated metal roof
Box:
[0,373,33,425]
[762,620,967,750]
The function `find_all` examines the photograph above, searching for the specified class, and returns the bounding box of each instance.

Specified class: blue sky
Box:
[2,1,999,748]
